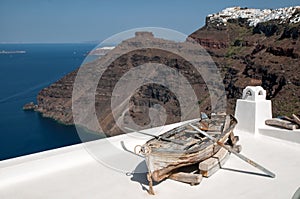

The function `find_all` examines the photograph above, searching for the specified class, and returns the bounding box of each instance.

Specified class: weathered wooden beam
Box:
[199,147,229,177]
[207,131,221,135]
[223,115,231,132]
[292,114,300,127]
[265,118,298,130]
[281,116,295,123]
[199,121,209,131]
[169,172,203,185]
[185,130,198,133]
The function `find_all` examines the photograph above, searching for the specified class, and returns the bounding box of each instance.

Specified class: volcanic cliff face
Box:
[189,6,300,116]
[33,6,300,136]
[36,32,214,136]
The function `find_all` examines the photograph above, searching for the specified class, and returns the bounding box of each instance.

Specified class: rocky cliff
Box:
[35,32,214,136]
[189,6,300,116]
[31,6,300,136]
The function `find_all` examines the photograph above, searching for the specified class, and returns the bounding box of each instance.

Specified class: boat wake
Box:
[0,80,54,104]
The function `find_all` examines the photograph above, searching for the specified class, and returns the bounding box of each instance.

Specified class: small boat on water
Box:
[134,113,238,194]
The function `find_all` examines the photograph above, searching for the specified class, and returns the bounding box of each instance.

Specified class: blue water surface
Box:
[0,43,101,160]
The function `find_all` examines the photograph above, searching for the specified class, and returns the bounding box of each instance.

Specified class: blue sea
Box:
[0,43,101,161]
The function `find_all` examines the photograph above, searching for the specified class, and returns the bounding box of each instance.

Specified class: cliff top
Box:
[208,6,300,27]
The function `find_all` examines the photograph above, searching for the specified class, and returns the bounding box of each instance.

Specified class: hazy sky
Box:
[1,0,299,43]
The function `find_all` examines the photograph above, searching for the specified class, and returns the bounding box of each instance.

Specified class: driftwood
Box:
[265,118,298,130]
[280,115,300,127]
[199,147,229,177]
[169,172,203,185]
[281,116,296,123]
[292,114,300,126]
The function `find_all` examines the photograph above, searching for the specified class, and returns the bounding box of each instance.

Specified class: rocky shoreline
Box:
[23,102,38,111]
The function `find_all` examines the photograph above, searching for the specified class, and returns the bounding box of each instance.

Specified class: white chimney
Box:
[234,86,272,135]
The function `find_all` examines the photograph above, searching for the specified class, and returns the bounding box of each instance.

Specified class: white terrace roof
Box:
[0,120,300,199]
